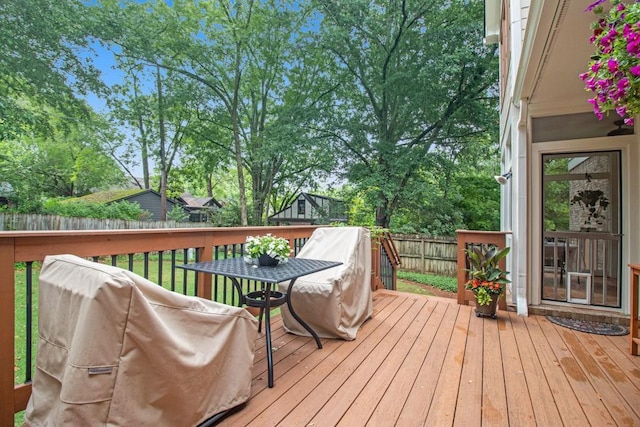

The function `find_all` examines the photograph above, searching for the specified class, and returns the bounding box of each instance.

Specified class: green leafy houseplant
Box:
[244,234,292,263]
[580,0,640,124]
[464,246,511,306]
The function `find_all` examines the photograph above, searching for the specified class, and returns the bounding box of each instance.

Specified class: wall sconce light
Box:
[494,170,512,185]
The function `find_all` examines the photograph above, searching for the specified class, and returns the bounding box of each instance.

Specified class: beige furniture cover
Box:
[279,227,372,340]
[24,254,258,427]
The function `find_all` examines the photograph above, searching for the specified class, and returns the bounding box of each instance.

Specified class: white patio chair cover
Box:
[24,254,258,427]
[279,227,372,340]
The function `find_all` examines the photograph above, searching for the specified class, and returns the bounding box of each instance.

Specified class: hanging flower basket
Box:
[580,0,640,125]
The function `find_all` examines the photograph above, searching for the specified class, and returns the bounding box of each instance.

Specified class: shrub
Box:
[42,199,150,220]
[166,205,189,222]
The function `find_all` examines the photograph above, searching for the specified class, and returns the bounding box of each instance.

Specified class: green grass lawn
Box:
[396,278,434,296]
[397,270,458,293]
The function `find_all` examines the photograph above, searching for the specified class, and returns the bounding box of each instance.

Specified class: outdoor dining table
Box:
[177,257,342,387]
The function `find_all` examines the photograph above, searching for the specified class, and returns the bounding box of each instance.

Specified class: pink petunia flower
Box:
[583,0,640,121]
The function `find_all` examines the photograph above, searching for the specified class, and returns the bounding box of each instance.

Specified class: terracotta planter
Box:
[474,296,499,319]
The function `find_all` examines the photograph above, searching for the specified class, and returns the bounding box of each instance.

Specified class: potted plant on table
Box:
[244,234,292,266]
[464,245,511,319]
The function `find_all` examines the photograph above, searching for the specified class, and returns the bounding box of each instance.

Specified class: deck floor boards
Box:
[218,290,640,426]
[497,314,536,426]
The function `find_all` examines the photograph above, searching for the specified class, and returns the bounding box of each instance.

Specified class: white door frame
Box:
[529,135,637,314]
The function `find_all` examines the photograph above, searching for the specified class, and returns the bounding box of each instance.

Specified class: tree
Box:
[92,0,334,225]
[178,105,233,199]
[107,63,157,189]
[106,58,202,219]
[0,0,103,140]
[0,0,131,211]
[312,0,499,227]
[0,116,125,211]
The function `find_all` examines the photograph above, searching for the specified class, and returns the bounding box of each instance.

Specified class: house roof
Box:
[302,192,343,204]
[75,189,155,204]
[178,193,222,209]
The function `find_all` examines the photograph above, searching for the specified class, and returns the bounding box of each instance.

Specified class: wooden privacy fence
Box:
[391,234,457,277]
[0,213,208,231]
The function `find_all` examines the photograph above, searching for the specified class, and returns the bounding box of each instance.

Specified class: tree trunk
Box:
[225,37,248,226]
[156,65,167,221]
[133,73,150,190]
[206,174,213,197]
[375,206,391,228]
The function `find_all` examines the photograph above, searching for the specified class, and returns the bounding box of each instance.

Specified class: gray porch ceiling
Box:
[520,0,630,137]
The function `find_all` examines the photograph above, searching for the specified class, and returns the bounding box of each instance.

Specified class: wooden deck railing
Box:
[1,226,398,425]
[455,230,512,311]
[631,263,640,355]
[371,231,401,291]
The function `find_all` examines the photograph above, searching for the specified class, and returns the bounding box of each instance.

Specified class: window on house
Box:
[297,199,306,215]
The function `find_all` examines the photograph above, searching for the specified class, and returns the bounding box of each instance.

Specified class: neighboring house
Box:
[178,193,222,222]
[486,1,639,316]
[76,189,187,221]
[268,193,348,225]
[0,182,15,209]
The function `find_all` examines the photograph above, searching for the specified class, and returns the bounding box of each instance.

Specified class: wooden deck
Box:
[219,290,640,426]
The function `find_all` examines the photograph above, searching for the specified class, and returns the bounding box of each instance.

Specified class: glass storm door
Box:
[541,151,621,308]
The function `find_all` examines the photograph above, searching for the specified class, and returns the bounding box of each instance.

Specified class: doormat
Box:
[546,316,629,336]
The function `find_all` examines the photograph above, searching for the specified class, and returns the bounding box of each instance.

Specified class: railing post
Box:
[0,238,16,426]
[457,232,469,306]
[630,264,639,355]
[370,237,383,291]
[196,232,214,301]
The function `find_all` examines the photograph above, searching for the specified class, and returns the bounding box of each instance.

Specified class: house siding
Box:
[127,193,180,220]
[269,193,347,225]
[495,0,640,316]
